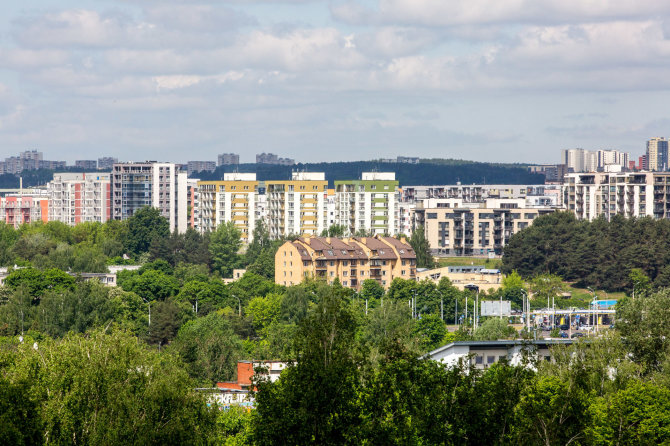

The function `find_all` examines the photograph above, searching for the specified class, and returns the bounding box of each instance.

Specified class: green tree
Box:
[120,269,180,302]
[245,220,271,266]
[3,330,217,444]
[409,225,435,269]
[321,224,347,237]
[473,318,516,341]
[209,221,243,277]
[360,278,385,302]
[125,206,170,256]
[412,314,447,352]
[630,267,651,296]
[0,376,42,446]
[170,312,244,384]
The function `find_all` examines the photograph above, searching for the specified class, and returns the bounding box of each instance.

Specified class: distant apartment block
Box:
[218,153,240,166]
[562,148,630,173]
[48,173,111,225]
[415,198,556,256]
[111,162,188,233]
[187,161,216,176]
[198,173,259,242]
[187,179,200,230]
[266,172,327,239]
[75,160,97,170]
[0,191,49,228]
[275,235,416,289]
[401,184,560,206]
[564,171,670,220]
[98,157,118,171]
[334,172,399,236]
[0,150,66,175]
[39,160,67,170]
[646,138,668,171]
[527,164,567,183]
[380,156,420,164]
[256,153,295,165]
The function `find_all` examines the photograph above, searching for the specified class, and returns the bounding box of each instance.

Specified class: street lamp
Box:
[141,297,151,330]
[520,289,528,333]
[232,294,241,317]
[464,284,479,329]
[433,289,444,321]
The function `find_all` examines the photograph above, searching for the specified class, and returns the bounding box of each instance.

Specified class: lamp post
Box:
[434,289,444,321]
[464,284,479,329]
[141,297,151,330]
[520,289,528,333]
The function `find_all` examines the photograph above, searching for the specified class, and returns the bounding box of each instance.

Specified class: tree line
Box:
[502,212,670,291]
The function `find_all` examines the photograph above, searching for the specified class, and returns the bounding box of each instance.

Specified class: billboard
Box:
[480,300,512,316]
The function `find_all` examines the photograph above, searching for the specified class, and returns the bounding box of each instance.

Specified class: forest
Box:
[502,212,670,291]
[1,210,670,444]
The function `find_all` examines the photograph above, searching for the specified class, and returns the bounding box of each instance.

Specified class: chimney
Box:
[326,237,331,244]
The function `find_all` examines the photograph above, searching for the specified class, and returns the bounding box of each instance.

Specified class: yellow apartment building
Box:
[198,173,259,242]
[275,235,416,289]
[266,172,328,239]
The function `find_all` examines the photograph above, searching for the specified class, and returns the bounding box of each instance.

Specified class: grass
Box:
[436,257,502,269]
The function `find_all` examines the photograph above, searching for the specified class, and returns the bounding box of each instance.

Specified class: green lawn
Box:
[436,257,502,269]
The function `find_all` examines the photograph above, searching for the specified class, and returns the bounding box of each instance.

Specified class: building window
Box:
[475,356,483,365]
[343,281,348,286]
[401,270,406,275]
[487,356,495,365]
[343,271,348,276]
[330,261,335,266]
[330,271,334,277]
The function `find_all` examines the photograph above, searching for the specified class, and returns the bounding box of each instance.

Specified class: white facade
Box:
[48,173,111,225]
[111,162,189,233]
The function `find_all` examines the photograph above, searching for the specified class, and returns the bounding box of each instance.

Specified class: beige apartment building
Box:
[198,173,259,242]
[415,198,556,256]
[48,172,111,225]
[266,172,328,239]
[563,171,670,220]
[275,235,416,289]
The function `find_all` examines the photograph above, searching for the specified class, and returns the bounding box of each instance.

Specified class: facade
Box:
[187,161,216,176]
[416,265,503,291]
[563,171,670,220]
[187,178,199,229]
[275,235,416,289]
[111,162,188,233]
[98,157,118,170]
[217,153,240,166]
[427,340,573,370]
[334,172,399,236]
[562,148,630,173]
[48,173,111,225]
[647,137,668,171]
[256,153,295,165]
[198,173,259,242]
[0,192,49,228]
[400,184,556,204]
[415,198,557,255]
[266,172,328,239]
[75,160,97,170]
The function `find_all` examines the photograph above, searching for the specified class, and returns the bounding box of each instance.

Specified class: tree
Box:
[473,318,516,341]
[170,313,244,384]
[409,225,435,269]
[360,279,385,302]
[321,224,347,237]
[3,330,217,444]
[412,314,447,351]
[209,221,243,277]
[252,286,361,445]
[0,377,42,445]
[630,268,651,296]
[245,220,271,266]
[125,206,170,256]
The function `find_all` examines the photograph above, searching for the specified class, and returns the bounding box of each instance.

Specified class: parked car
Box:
[559,324,569,331]
[571,332,586,338]
[559,331,569,338]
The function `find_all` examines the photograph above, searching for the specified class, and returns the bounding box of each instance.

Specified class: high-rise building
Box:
[75,160,97,170]
[562,148,586,172]
[266,172,327,239]
[334,172,399,236]
[98,157,118,170]
[187,161,216,176]
[564,171,670,220]
[0,191,49,228]
[647,137,669,171]
[197,173,259,242]
[111,162,188,233]
[256,153,295,165]
[218,153,240,166]
[48,173,111,225]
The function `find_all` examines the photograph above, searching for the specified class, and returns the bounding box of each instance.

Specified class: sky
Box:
[1,1,670,164]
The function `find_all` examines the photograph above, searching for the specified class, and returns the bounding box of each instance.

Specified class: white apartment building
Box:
[111,162,188,233]
[415,198,556,256]
[48,173,111,225]
[266,172,328,239]
[400,184,556,204]
[334,172,399,236]
[197,173,259,242]
[564,171,670,220]
[0,190,49,228]
[562,148,630,173]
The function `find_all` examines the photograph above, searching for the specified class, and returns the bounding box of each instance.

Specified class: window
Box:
[427,212,437,219]
[343,271,348,276]
[343,281,348,286]
[330,271,334,277]
[475,356,483,365]
[330,261,335,266]
[487,356,495,364]
[401,270,406,275]
[343,260,349,266]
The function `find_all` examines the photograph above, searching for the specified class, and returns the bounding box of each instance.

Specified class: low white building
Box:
[426,340,573,370]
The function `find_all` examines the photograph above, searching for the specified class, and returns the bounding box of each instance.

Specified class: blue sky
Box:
[1,1,670,164]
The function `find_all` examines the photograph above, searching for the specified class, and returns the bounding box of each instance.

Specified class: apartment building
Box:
[0,192,49,228]
[334,172,399,236]
[48,173,111,225]
[218,153,240,166]
[187,178,199,229]
[275,235,416,289]
[198,173,259,242]
[415,198,556,256]
[111,162,188,233]
[256,153,295,166]
[647,138,668,171]
[187,161,216,176]
[400,184,557,204]
[563,171,670,220]
[266,172,328,239]
[98,157,118,170]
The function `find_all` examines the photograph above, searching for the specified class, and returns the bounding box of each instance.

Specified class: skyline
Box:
[1,1,670,164]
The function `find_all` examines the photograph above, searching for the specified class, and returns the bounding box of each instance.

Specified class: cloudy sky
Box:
[1,1,670,164]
